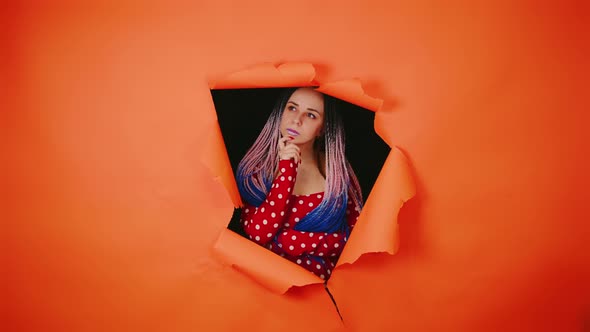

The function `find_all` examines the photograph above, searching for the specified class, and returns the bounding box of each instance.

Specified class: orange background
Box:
[4,1,590,331]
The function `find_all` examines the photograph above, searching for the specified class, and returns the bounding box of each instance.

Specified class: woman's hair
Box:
[236,88,363,234]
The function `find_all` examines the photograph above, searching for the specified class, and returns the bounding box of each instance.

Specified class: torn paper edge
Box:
[202,62,416,293]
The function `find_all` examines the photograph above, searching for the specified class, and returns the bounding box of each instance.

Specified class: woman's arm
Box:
[242,159,298,245]
[275,195,361,257]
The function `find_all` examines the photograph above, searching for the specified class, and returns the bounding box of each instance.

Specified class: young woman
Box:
[236,87,363,280]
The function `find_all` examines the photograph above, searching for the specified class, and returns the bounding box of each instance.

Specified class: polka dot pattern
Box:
[239,159,362,280]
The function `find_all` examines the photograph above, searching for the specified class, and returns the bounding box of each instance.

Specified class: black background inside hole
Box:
[210,88,390,236]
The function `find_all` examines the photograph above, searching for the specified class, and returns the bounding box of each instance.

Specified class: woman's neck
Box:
[297,142,321,175]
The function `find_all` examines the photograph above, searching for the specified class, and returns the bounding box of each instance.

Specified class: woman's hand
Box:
[278,136,301,164]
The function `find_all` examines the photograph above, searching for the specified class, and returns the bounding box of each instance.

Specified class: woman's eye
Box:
[307,113,316,119]
[288,106,297,111]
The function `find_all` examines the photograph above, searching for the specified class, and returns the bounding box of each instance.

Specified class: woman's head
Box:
[236,87,363,233]
[279,88,325,149]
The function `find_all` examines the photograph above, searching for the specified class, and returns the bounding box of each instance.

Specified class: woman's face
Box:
[279,88,325,147]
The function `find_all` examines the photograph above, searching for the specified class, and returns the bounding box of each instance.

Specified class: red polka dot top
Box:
[241,159,361,280]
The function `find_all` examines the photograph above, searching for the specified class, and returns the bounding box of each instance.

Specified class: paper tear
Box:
[316,79,383,112]
[209,62,317,90]
[200,119,243,207]
[205,62,416,293]
[335,147,416,268]
[213,229,323,294]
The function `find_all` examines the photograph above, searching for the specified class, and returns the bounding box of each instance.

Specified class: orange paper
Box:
[316,79,383,112]
[8,2,589,331]
[209,62,317,90]
[213,229,323,294]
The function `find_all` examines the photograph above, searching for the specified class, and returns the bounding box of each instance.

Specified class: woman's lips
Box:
[286,128,300,136]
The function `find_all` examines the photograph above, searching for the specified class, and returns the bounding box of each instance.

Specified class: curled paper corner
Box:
[199,120,243,208]
[373,110,396,147]
[209,62,318,90]
[316,79,383,112]
[212,229,324,294]
[335,146,416,268]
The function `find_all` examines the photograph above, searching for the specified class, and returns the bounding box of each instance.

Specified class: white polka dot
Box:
[324,243,328,248]
[299,200,304,204]
[270,201,275,206]
[309,202,313,207]
[289,245,294,250]
[275,183,279,188]
[269,244,272,249]
[311,243,317,248]
[244,221,248,226]
[334,243,339,248]
[309,232,314,237]
[331,253,336,256]
[271,212,276,218]
[281,168,286,173]
[255,236,260,241]
[280,176,285,181]
[278,194,283,199]
[267,233,273,238]
[285,223,290,227]
[333,233,338,237]
[280,211,285,216]
[286,199,290,204]
[255,225,260,230]
[296,259,302,264]
[306,260,311,265]
[263,219,268,225]
[287,188,291,192]
[316,264,321,270]
[317,194,322,198]
[344,237,347,241]
[294,218,300,222]
[292,207,297,212]
[283,232,288,235]
[249,235,252,239]
[288,176,292,181]
[320,274,325,279]
[245,208,249,213]
[327,269,331,275]
[319,253,324,256]
[301,243,306,248]
[290,163,293,168]
[261,207,265,213]
[291,235,297,240]
[319,236,324,240]
[278,243,282,248]
[273,223,279,228]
